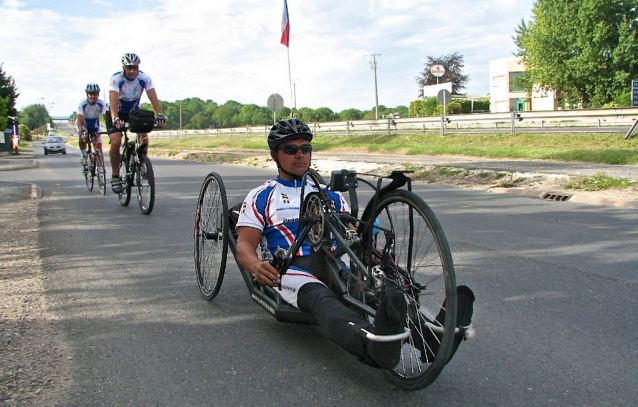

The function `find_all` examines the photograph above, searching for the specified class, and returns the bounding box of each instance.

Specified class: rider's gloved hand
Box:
[113,117,125,129]
[78,131,86,141]
[156,113,166,128]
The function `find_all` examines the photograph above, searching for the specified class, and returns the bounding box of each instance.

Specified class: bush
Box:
[409,97,439,117]
[19,124,32,141]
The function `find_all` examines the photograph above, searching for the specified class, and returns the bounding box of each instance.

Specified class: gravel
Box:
[0,185,70,407]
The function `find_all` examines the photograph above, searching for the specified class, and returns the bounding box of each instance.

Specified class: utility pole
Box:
[366,54,381,120]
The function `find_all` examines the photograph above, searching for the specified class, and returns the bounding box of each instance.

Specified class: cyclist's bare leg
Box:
[79,136,88,162]
[109,132,122,177]
[139,133,149,154]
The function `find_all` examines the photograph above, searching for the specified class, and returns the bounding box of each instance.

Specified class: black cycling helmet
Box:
[267,118,313,150]
[85,83,100,93]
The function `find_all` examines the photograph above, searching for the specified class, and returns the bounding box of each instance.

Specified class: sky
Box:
[1,0,535,117]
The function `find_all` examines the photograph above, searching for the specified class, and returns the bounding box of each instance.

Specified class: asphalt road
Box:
[2,144,637,406]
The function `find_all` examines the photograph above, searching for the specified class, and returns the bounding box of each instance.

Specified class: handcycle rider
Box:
[76,83,107,167]
[106,52,166,193]
[236,118,416,370]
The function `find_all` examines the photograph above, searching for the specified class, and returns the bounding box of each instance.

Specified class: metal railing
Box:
[148,107,638,139]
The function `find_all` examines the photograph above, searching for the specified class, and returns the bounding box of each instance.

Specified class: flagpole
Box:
[287,46,293,117]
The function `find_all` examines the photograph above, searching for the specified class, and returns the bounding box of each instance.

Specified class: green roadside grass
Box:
[148,132,638,165]
[66,131,638,191]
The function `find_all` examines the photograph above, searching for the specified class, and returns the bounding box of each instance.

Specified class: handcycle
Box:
[194,168,474,390]
[81,130,107,195]
[116,124,156,215]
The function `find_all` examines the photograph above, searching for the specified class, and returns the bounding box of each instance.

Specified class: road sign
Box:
[267,94,284,112]
[437,89,451,105]
[431,64,445,78]
[632,80,638,107]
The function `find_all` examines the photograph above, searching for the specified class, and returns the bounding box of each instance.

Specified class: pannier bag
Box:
[128,109,155,133]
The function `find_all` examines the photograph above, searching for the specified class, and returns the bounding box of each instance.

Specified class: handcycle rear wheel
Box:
[95,151,106,195]
[136,155,155,215]
[118,153,132,206]
[194,172,228,300]
[364,189,457,390]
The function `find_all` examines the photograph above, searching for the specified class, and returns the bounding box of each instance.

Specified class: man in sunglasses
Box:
[76,83,107,166]
[235,118,407,370]
[105,53,166,193]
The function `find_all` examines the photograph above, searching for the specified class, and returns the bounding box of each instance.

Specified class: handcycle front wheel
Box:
[194,172,229,301]
[362,189,457,391]
[118,153,132,206]
[136,155,155,215]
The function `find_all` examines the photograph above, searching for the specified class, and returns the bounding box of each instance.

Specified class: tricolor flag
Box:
[280,0,290,47]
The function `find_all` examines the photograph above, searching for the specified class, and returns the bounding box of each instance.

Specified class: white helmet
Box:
[85,83,100,93]
[121,53,141,66]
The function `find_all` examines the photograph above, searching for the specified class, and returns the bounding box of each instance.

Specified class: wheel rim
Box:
[371,192,456,389]
[195,175,227,299]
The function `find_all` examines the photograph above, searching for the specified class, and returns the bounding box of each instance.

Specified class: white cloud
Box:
[0,0,534,116]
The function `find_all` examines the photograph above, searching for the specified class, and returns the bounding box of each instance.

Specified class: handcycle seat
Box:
[228,203,316,325]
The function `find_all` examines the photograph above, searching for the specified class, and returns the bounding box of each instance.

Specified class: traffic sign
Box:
[437,89,451,105]
[267,94,284,112]
[431,64,445,78]
[632,80,638,107]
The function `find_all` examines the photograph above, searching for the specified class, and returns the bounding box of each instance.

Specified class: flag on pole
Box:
[280,0,290,47]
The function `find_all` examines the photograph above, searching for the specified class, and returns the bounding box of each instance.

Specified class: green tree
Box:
[415,52,469,96]
[0,97,8,130]
[212,100,241,128]
[238,104,271,126]
[339,108,363,121]
[514,0,638,108]
[188,112,211,129]
[0,64,19,126]
[313,107,337,122]
[19,104,50,130]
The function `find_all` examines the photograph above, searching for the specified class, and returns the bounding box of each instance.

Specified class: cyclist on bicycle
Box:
[235,118,408,370]
[106,52,166,193]
[76,83,107,166]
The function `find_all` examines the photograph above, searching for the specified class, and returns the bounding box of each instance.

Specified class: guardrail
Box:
[149,107,638,139]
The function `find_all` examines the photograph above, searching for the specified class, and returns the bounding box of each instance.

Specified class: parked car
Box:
[43,136,67,155]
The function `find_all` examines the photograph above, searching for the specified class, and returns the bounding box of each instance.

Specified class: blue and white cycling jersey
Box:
[108,70,155,115]
[76,98,107,132]
[237,177,350,259]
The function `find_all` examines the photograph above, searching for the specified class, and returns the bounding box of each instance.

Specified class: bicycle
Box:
[194,168,474,390]
[81,130,107,195]
[116,124,156,215]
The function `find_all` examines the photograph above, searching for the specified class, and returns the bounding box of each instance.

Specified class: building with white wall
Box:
[489,57,558,113]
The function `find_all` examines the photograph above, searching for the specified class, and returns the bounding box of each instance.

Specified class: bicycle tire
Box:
[118,151,131,206]
[136,155,155,215]
[95,151,106,195]
[84,160,94,191]
[363,189,457,390]
[194,172,228,301]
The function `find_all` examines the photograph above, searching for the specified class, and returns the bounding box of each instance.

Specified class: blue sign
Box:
[633,80,638,107]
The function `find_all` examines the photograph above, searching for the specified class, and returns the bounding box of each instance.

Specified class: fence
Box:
[148,107,638,139]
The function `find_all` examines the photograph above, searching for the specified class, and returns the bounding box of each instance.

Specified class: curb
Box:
[491,187,638,209]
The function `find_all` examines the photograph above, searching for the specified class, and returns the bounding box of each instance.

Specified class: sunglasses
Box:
[87,92,98,96]
[124,65,139,70]
[278,144,312,155]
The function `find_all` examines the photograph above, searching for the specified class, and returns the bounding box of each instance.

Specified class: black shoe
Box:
[367,289,407,370]
[111,177,123,193]
[411,285,475,364]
